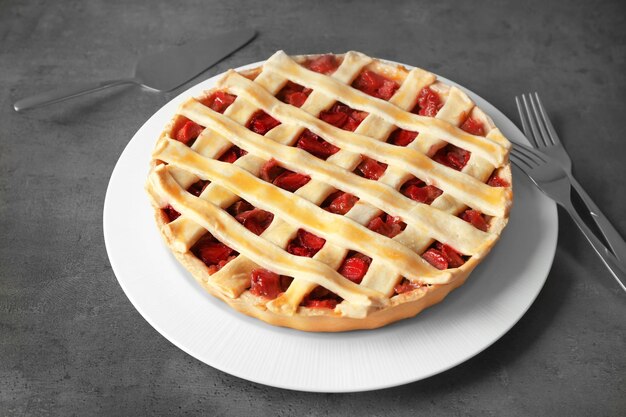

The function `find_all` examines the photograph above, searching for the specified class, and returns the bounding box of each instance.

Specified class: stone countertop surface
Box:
[1,0,624,415]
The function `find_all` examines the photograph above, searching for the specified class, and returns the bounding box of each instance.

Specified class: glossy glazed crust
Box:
[153,210,506,332]
[146,52,513,332]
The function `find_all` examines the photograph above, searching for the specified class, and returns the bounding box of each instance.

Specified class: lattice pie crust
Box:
[145,51,513,332]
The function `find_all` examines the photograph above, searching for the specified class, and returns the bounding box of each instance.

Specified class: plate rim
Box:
[103,57,558,392]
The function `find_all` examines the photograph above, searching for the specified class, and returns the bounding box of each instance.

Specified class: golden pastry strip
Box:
[162,68,291,250]
[356,86,477,294]
[192,53,375,296]
[267,75,474,317]
[163,51,373,252]
[149,165,388,307]
[267,67,439,314]
[263,51,508,165]
[362,123,506,295]
[153,138,452,282]
[146,51,514,327]
[219,71,510,217]
[177,101,495,255]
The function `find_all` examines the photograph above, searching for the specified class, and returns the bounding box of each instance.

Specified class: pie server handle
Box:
[13,78,140,112]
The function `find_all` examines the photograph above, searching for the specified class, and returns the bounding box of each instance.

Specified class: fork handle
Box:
[570,176,626,263]
[13,78,140,112]
[563,202,626,292]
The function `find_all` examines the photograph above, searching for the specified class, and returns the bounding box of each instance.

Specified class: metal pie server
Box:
[13,29,257,112]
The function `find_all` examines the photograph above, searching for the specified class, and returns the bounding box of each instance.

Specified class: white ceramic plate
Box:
[103,59,558,392]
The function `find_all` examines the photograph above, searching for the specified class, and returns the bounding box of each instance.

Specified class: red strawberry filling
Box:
[460,209,489,232]
[162,205,180,222]
[187,179,209,197]
[356,156,387,180]
[413,86,443,117]
[219,145,247,163]
[322,191,359,215]
[172,117,205,145]
[273,171,311,192]
[433,144,471,171]
[249,269,292,299]
[191,234,237,273]
[388,128,418,147]
[296,129,339,160]
[200,91,237,114]
[338,252,372,284]
[394,278,423,295]
[287,229,326,258]
[235,209,274,236]
[247,110,281,135]
[422,248,447,270]
[319,103,368,132]
[400,177,443,204]
[460,116,485,136]
[260,159,310,192]
[226,200,274,235]
[439,243,466,268]
[352,70,399,100]
[227,200,254,216]
[304,54,341,75]
[422,242,466,270]
[488,173,510,187]
[259,159,284,182]
[367,214,406,239]
[276,81,312,108]
[301,286,342,309]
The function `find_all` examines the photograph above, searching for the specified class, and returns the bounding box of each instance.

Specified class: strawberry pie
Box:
[145,51,513,331]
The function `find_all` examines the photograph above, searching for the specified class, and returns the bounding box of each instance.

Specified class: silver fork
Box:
[510,143,626,291]
[516,92,626,263]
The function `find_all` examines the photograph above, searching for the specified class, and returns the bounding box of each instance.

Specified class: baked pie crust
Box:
[145,51,513,332]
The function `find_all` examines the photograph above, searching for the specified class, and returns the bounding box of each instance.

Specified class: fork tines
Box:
[509,142,549,171]
[515,92,561,149]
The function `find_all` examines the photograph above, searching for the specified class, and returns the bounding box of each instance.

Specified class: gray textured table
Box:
[2,0,625,415]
